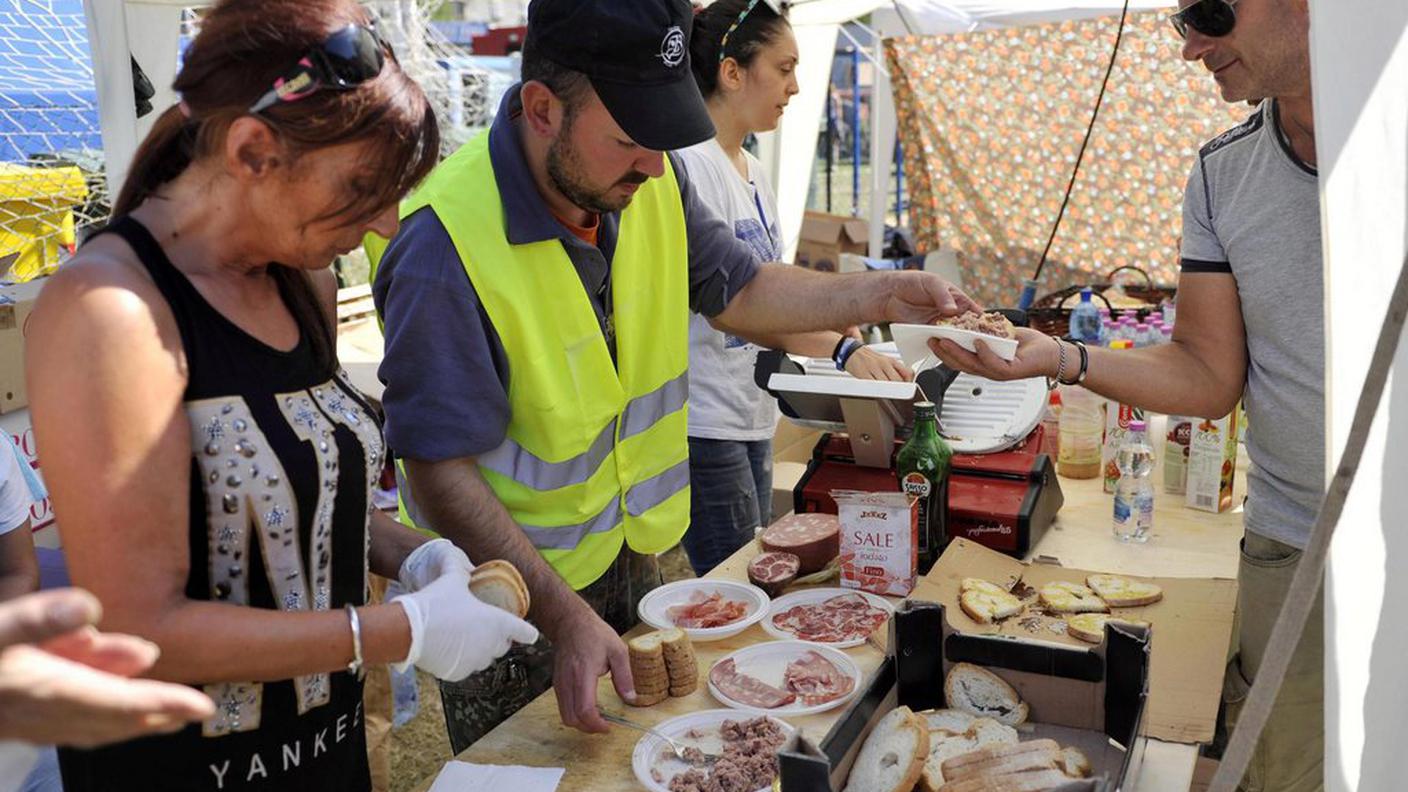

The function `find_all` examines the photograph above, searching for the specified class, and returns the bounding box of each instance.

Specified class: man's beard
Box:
[547,128,650,215]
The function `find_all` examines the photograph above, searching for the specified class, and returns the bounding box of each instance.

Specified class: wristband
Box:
[1072,339,1090,384]
[835,337,863,371]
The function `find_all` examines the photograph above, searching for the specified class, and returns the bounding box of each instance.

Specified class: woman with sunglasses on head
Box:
[674,0,913,576]
[28,2,537,790]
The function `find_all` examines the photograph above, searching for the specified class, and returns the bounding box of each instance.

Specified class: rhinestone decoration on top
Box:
[188,396,325,723]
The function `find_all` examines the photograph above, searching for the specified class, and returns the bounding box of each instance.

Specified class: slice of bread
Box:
[940,738,1059,784]
[1057,746,1092,778]
[842,706,929,792]
[1039,581,1108,614]
[919,717,1019,792]
[918,708,976,736]
[960,578,1011,597]
[937,768,1075,792]
[944,663,1029,726]
[1086,573,1164,607]
[960,589,1025,623]
[469,559,530,618]
[1066,612,1150,644]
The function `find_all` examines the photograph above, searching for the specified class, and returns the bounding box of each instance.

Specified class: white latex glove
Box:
[398,538,474,593]
[391,569,539,682]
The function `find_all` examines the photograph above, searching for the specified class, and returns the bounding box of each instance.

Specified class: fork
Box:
[598,709,719,765]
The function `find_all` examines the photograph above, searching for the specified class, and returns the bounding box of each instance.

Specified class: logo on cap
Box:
[658,25,685,68]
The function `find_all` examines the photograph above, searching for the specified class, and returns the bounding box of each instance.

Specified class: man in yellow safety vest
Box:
[367,0,976,751]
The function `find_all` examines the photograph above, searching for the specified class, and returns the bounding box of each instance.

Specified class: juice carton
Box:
[1185,408,1239,513]
[1164,415,1194,494]
[833,490,918,597]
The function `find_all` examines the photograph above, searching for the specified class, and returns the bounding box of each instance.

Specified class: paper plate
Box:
[707,640,862,716]
[762,587,894,649]
[891,322,1020,367]
[630,709,795,792]
[637,579,770,642]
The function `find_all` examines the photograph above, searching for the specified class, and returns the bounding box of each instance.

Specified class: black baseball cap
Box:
[525,0,716,151]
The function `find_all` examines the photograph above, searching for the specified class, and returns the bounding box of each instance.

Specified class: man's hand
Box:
[929,328,1060,382]
[0,642,214,747]
[550,607,633,733]
[881,271,981,325]
[0,589,215,747]
[844,346,915,382]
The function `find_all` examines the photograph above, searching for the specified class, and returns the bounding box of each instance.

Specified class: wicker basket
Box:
[1027,266,1176,338]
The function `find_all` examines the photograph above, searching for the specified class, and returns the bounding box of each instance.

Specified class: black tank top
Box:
[59,217,381,792]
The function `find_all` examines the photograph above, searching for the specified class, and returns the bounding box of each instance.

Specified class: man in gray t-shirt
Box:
[934,1,1324,789]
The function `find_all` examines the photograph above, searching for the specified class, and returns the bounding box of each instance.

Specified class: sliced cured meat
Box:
[769,594,889,644]
[668,591,749,629]
[783,650,855,706]
[760,513,840,574]
[709,659,797,709]
[747,551,800,597]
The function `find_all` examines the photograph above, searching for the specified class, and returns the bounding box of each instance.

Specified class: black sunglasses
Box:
[1169,0,1239,39]
[249,23,392,115]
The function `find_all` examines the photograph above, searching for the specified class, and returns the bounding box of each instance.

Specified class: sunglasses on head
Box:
[1169,0,1239,39]
[249,23,392,115]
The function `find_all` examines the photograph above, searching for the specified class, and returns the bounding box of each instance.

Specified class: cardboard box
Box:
[0,278,46,414]
[794,211,868,272]
[779,597,1151,791]
[914,539,1237,744]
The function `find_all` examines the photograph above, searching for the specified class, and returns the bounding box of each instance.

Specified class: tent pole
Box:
[850,45,861,217]
[825,78,834,213]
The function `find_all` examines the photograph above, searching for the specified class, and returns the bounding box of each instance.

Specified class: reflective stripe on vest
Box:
[479,370,688,491]
[367,130,691,589]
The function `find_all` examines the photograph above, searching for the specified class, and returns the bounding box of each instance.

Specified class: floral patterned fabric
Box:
[887,12,1248,306]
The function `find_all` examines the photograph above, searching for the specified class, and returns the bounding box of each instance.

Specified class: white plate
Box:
[630,709,795,792]
[891,322,1019,366]
[638,579,770,642]
[707,640,862,716]
[762,587,895,648]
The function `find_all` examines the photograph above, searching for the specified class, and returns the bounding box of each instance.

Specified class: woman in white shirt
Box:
[677,0,911,575]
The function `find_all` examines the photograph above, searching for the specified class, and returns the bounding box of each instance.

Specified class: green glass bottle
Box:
[896,401,953,574]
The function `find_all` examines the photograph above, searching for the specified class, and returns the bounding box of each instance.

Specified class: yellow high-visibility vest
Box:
[366,132,690,589]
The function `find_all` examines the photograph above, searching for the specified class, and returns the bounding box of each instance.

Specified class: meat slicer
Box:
[757,337,1064,559]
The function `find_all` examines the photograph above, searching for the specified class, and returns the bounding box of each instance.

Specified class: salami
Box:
[708,658,797,709]
[770,594,889,644]
[746,551,800,597]
[760,513,840,574]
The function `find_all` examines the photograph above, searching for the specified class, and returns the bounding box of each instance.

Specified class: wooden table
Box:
[417,421,1246,792]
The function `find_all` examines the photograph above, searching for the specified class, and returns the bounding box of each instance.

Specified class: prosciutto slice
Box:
[783,650,855,706]
[668,591,748,629]
[770,594,889,644]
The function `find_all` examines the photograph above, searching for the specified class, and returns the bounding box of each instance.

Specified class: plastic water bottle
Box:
[1160,325,1173,344]
[1113,419,1155,542]
[1099,318,1115,347]
[1069,287,1102,344]
[1134,322,1151,347]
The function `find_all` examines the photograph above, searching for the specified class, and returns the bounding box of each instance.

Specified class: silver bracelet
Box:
[1049,336,1068,390]
[345,604,365,679]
